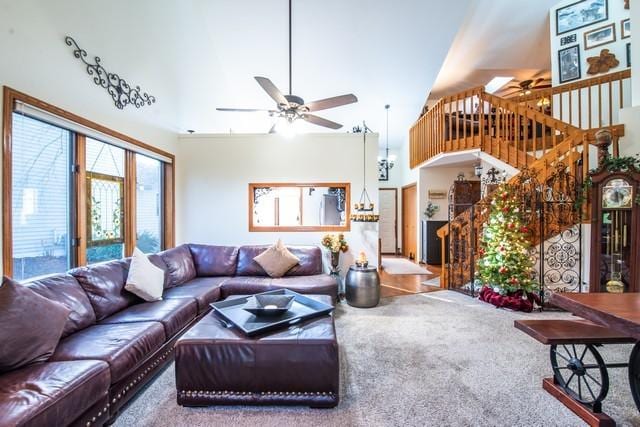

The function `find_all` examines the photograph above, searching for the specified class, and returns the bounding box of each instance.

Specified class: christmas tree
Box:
[476,183,537,295]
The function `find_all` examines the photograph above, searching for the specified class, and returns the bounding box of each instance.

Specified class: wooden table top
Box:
[550,293,640,341]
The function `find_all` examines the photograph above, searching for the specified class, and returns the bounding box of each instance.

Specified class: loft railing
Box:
[409,87,586,175]
[510,70,631,130]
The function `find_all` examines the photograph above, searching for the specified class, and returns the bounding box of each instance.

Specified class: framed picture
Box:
[627,42,631,67]
[558,45,582,83]
[621,18,630,39]
[584,23,616,50]
[556,0,608,35]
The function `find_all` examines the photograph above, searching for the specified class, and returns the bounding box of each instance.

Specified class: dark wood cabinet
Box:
[589,170,640,293]
[421,220,448,265]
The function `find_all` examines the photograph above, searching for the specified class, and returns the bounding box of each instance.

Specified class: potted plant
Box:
[321,233,349,273]
[424,201,440,219]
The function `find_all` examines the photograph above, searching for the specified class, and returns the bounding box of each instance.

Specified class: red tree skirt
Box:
[478,286,540,312]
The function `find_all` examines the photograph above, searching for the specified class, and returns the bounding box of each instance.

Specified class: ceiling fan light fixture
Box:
[275,115,300,138]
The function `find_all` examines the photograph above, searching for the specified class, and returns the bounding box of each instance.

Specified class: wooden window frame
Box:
[248,182,351,232]
[2,86,175,277]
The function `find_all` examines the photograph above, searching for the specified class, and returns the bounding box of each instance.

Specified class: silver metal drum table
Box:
[345,265,380,308]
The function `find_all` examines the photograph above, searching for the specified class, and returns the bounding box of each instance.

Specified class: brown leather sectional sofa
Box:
[0,244,337,427]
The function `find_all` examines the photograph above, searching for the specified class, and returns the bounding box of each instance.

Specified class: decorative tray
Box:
[209,289,334,336]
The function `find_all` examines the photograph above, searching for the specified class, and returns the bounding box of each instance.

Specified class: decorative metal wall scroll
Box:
[65,36,156,109]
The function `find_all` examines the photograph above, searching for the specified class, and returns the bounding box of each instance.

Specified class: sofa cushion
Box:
[272,274,339,301]
[148,253,171,289]
[125,248,165,301]
[254,239,300,278]
[50,322,165,384]
[220,276,273,298]
[26,273,96,338]
[237,245,322,276]
[99,298,197,338]
[0,277,70,373]
[285,246,323,276]
[188,244,239,276]
[70,259,140,321]
[164,277,225,313]
[0,360,110,427]
[159,245,196,287]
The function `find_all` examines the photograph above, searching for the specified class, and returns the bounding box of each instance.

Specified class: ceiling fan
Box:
[216,0,357,132]
[501,77,552,98]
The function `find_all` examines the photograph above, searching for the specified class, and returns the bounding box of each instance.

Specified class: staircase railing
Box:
[509,69,631,130]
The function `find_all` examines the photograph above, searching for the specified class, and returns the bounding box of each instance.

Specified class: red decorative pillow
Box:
[0,276,70,373]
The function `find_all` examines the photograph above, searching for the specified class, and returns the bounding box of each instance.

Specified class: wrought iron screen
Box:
[447,163,582,306]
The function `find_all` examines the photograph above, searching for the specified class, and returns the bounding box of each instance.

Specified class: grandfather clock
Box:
[589,135,640,293]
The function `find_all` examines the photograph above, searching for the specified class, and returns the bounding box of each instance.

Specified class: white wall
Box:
[176,132,379,273]
[619,0,640,157]
[550,0,631,86]
[0,1,178,271]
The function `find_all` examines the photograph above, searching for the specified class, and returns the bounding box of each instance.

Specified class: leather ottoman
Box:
[174,295,339,408]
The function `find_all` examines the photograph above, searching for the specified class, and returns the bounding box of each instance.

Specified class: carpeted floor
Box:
[115,291,640,426]
[381,257,432,275]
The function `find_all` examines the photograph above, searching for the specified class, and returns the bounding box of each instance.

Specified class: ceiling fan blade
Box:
[532,84,552,89]
[268,123,277,134]
[302,114,342,129]
[254,76,289,107]
[302,94,358,112]
[216,108,275,113]
[506,85,522,90]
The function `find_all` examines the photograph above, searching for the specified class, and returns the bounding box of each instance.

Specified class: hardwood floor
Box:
[379,259,442,298]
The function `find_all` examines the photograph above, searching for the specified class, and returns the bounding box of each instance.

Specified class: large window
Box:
[11,113,72,280]
[3,87,175,279]
[249,183,350,232]
[136,154,163,253]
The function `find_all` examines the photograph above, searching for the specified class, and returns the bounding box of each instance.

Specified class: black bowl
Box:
[243,295,295,316]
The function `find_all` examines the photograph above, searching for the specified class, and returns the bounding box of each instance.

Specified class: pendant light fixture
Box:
[351,121,379,222]
[378,104,395,181]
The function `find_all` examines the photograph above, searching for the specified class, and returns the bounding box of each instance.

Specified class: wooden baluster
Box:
[533,112,538,165]
[578,88,582,129]
[463,95,467,149]
[515,107,521,168]
[608,80,613,127]
[588,86,592,129]
[609,81,613,126]
[447,100,451,151]
[619,77,624,109]
[569,89,573,127]
[598,83,603,128]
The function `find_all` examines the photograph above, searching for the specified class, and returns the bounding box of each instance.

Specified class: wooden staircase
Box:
[409,71,631,289]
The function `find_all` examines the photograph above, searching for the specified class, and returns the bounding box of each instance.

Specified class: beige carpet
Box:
[115,291,640,426]
[381,257,432,275]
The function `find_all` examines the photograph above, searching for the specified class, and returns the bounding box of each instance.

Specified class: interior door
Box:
[402,184,417,260]
[379,188,397,254]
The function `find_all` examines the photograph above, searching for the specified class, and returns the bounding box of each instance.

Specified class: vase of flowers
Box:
[321,233,349,273]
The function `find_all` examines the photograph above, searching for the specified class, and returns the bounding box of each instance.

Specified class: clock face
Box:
[602,179,633,209]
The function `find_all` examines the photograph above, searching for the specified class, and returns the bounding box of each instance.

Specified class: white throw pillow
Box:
[125,247,165,301]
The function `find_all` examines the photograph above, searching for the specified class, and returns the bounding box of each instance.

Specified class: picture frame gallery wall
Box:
[550,0,631,85]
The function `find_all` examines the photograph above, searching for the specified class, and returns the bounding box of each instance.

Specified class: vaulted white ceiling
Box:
[428,0,558,101]
[1,0,472,148]
[0,0,559,149]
